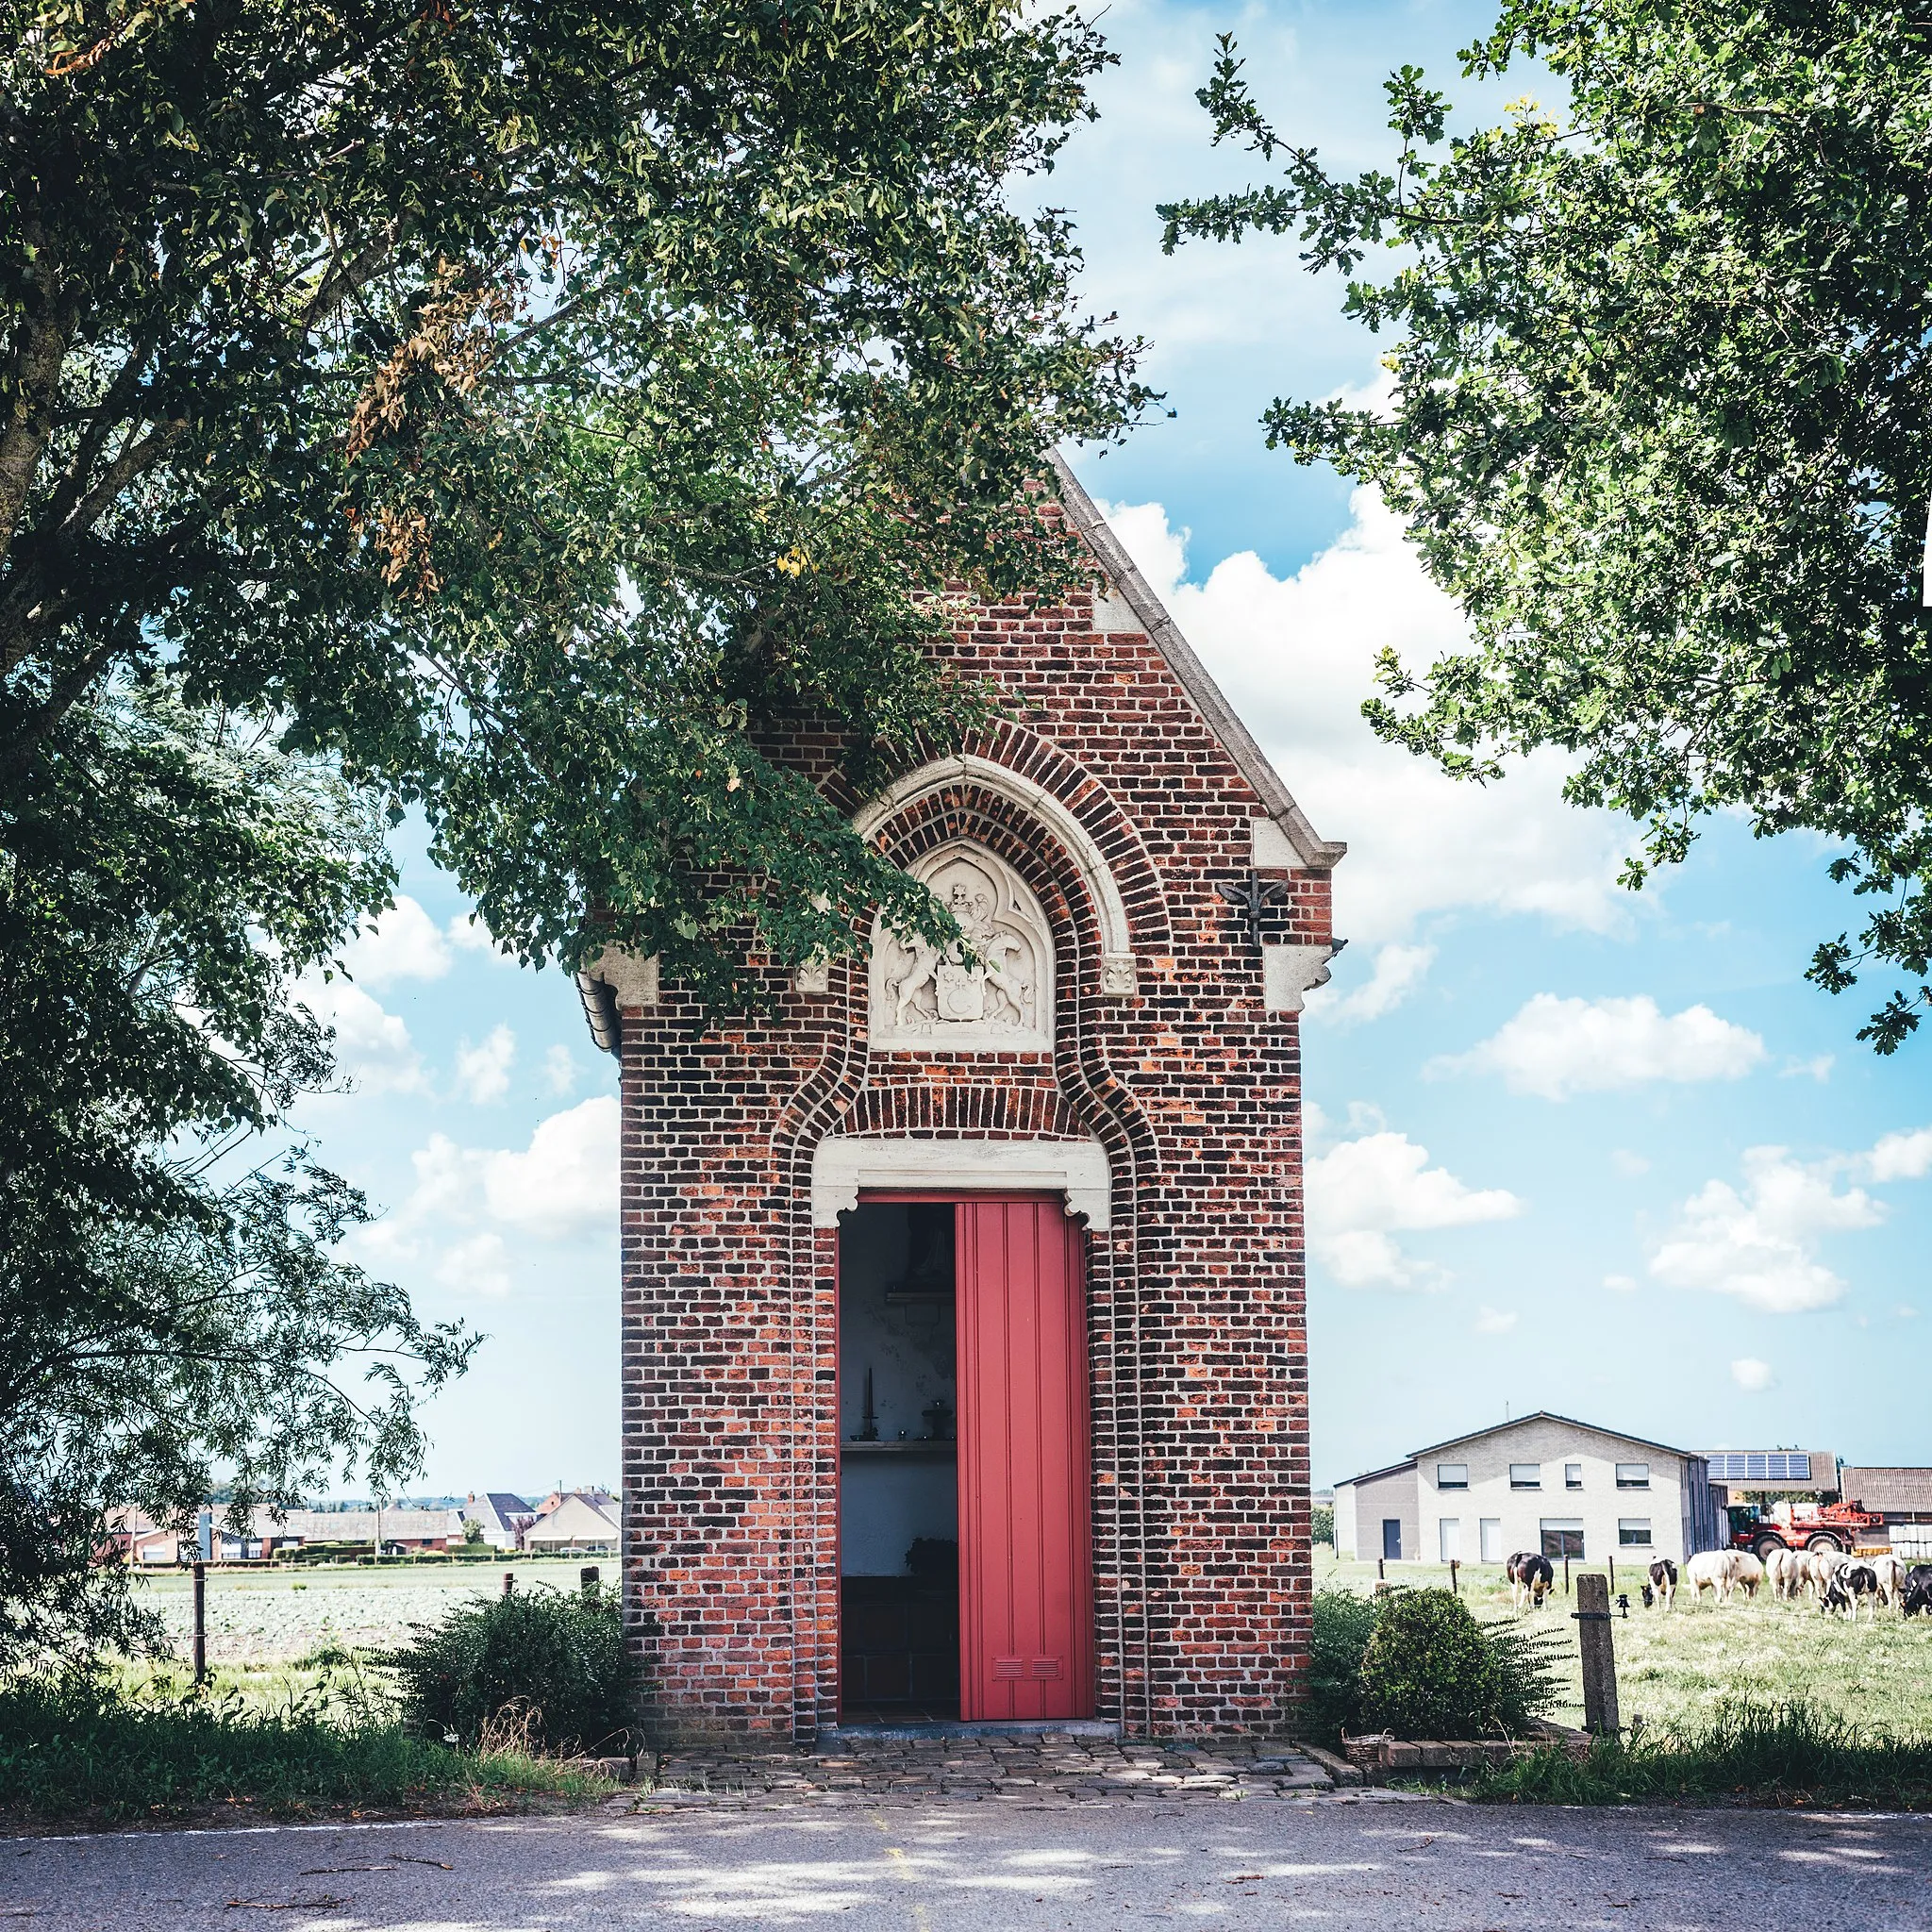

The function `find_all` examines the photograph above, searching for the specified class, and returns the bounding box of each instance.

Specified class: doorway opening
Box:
[838,1201,959,1723]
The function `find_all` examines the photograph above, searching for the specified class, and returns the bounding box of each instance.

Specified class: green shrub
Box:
[1303,1588,1382,1741]
[1310,1504,1334,1549]
[384,1584,636,1757]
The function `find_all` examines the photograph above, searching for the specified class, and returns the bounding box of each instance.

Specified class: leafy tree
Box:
[0,680,472,1665]
[1161,3,1932,1047]
[4,0,1147,1004]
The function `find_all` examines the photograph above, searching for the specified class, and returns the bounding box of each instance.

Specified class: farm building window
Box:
[1436,1463,1468,1490]
[1439,1518,1460,1562]
[1564,1463,1583,1489]
[1618,1519,1653,1546]
[1615,1463,1651,1489]
[1539,1520,1585,1559]
[1479,1518,1503,1563]
[1509,1464,1541,1489]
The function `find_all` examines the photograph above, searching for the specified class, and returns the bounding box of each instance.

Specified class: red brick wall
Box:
[616,579,1332,1740]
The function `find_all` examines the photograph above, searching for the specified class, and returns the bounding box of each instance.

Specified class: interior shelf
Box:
[841,1441,958,1457]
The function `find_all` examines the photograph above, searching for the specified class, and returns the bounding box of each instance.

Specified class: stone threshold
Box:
[823,1719,1123,1741]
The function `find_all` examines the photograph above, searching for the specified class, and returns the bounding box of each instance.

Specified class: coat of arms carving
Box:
[869,845,1053,1052]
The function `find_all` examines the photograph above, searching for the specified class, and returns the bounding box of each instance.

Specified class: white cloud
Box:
[447,911,507,958]
[1431,994,1764,1101]
[455,1025,516,1105]
[1731,1357,1774,1392]
[340,895,452,989]
[1864,1125,1932,1182]
[1307,1127,1523,1290]
[1610,1150,1651,1178]
[1604,1274,1638,1293]
[482,1096,620,1241]
[352,1098,619,1277]
[301,977,426,1095]
[1307,942,1435,1025]
[1781,1055,1834,1082]
[436,1231,511,1299]
[1102,491,1637,944]
[1649,1147,1881,1314]
[543,1044,579,1096]
[1475,1306,1519,1336]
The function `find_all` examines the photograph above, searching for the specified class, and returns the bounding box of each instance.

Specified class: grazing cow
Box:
[1802,1546,1850,1601]
[1647,1557,1678,1609]
[1824,1563,1882,1622]
[1863,1554,1907,1609]
[1686,1548,1762,1605]
[1641,1583,1656,1608]
[1763,1547,1803,1600]
[1901,1566,1932,1618]
[1507,1551,1555,1610]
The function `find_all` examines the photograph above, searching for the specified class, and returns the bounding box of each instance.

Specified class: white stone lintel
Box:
[810,1136,1112,1231]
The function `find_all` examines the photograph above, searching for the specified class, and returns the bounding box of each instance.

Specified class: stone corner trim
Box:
[1261,942,1335,1016]
[809,1135,1113,1231]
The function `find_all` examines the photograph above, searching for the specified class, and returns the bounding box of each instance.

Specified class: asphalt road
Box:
[7,1796,1930,1929]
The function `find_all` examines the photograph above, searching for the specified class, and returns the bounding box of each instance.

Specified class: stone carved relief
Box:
[868,843,1054,1053]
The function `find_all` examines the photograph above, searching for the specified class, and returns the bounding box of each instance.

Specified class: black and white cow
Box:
[1900,1565,1932,1618]
[1823,1563,1883,1622]
[1507,1551,1555,1611]
[1647,1557,1678,1610]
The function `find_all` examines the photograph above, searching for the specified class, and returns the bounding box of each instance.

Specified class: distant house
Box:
[461,1491,536,1551]
[1335,1412,1724,1566]
[265,1506,462,1553]
[523,1491,618,1554]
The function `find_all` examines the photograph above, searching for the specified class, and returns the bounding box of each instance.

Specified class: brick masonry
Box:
[611,498,1337,1744]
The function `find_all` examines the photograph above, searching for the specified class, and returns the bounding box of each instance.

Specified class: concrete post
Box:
[1575,1572,1620,1736]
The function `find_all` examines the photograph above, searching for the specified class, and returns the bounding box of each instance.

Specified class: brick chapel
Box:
[575,457,1344,1742]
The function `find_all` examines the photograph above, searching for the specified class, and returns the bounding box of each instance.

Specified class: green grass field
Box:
[1317,1552,1932,1739]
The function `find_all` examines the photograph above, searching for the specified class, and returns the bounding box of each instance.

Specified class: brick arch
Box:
[851,729,1174,960]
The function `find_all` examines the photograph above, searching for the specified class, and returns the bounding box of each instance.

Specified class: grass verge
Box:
[1474,1700,1932,1808]
[0,1678,615,1825]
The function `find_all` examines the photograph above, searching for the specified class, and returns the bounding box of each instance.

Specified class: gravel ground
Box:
[11,1795,1931,1928]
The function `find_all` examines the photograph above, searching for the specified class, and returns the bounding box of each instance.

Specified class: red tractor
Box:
[1726,1498,1885,1561]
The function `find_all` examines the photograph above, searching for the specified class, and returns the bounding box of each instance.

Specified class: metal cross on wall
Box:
[1216,876,1289,950]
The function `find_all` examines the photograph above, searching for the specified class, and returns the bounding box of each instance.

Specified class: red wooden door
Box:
[956,1199,1092,1721]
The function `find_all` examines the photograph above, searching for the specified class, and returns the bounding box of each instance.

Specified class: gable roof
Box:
[1409,1411,1702,1465]
[1336,1457,1419,1489]
[1049,452,1345,873]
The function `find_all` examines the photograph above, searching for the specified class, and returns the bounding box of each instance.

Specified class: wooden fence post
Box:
[503,1570,515,1598]
[1376,1557,1385,1582]
[1450,1557,1459,1595]
[192,1559,207,1689]
[580,1564,600,1596]
[1575,1572,1620,1736]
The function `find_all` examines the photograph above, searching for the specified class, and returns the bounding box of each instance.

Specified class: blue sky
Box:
[293,0,1928,1501]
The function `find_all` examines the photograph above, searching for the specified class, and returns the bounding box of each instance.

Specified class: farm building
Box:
[1703,1449,1840,1498]
[1840,1467,1932,1558]
[1335,1412,1724,1567]
[575,458,1342,1742]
